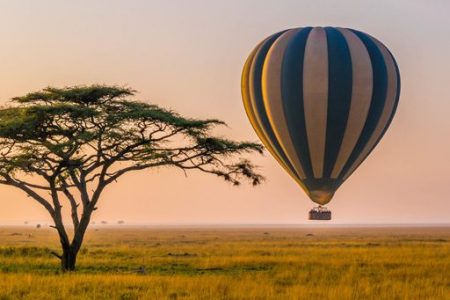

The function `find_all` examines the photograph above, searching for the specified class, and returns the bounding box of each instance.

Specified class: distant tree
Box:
[0,85,263,271]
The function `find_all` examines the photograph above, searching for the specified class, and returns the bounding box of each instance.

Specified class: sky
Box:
[0,0,449,225]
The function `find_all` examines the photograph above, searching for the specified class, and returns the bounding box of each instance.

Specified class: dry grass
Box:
[0,226,448,299]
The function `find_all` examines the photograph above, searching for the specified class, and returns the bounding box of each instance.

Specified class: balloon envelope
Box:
[241,27,400,205]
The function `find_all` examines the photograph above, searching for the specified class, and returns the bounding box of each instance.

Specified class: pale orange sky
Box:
[0,0,449,224]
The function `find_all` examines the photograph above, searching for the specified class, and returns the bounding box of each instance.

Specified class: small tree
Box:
[0,85,263,271]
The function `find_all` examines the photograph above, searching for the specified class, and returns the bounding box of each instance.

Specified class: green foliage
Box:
[0,84,264,184]
[12,85,135,105]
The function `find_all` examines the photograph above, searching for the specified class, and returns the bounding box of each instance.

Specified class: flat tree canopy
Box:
[0,85,264,270]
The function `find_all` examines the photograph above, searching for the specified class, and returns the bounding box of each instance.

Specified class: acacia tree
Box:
[0,85,263,271]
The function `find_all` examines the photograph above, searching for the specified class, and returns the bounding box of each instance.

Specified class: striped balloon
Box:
[241,27,400,205]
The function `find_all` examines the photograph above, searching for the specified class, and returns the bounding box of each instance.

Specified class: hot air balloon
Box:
[241,27,400,220]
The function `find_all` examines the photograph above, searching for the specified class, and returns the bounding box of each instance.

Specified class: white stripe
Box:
[343,37,399,181]
[331,28,373,178]
[245,38,301,181]
[303,27,328,178]
[262,28,306,179]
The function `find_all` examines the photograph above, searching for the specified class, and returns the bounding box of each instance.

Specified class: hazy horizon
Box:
[0,0,449,225]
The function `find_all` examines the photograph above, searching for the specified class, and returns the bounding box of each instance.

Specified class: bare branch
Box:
[58,175,80,229]
[0,173,55,214]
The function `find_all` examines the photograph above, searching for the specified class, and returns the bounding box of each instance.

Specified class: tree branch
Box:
[58,176,80,229]
[0,174,55,214]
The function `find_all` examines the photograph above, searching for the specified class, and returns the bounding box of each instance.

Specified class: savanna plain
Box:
[0,226,448,299]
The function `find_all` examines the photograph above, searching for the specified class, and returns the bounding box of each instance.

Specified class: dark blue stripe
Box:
[366,50,401,161]
[249,30,302,179]
[383,49,401,135]
[280,27,314,180]
[323,27,353,179]
[301,178,343,192]
[344,49,401,179]
[339,30,389,179]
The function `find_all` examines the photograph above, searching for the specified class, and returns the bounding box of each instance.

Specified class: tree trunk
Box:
[61,245,78,271]
[58,211,91,271]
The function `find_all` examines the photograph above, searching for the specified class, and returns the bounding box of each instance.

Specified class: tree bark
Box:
[61,245,78,271]
[58,207,92,271]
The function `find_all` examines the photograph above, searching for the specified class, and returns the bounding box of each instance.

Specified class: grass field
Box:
[0,226,448,299]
